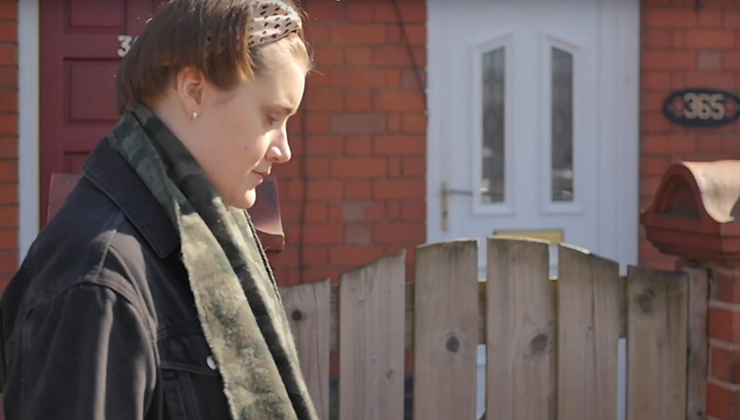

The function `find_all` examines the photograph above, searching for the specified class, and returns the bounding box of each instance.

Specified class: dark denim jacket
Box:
[0,139,231,419]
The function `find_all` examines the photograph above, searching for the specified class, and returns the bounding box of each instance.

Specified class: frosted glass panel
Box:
[551,47,574,202]
[481,47,505,204]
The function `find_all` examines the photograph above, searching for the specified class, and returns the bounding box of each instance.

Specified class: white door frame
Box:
[18,0,40,262]
[425,0,640,270]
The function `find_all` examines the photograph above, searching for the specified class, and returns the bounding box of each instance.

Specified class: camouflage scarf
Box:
[106,105,318,420]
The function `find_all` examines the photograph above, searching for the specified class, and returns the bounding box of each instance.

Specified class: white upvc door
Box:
[426,1,640,419]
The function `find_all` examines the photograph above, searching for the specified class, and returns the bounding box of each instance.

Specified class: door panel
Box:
[427,0,639,277]
[40,0,165,225]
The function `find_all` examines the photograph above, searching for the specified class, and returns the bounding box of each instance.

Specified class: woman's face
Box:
[174,44,306,209]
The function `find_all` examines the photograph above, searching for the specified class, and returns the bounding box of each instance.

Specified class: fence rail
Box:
[279,237,708,420]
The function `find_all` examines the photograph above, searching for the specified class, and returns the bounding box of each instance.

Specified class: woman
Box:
[0,1,318,419]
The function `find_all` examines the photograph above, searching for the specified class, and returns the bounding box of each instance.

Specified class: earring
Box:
[191,111,199,121]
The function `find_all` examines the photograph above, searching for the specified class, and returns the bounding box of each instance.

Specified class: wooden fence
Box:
[279,237,708,420]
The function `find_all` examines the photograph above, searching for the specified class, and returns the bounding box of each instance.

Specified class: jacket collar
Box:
[81,138,179,258]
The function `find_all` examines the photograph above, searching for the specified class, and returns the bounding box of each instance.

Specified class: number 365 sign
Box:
[664,88,740,127]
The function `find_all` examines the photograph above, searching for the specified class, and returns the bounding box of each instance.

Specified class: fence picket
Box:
[280,280,332,420]
[486,238,555,420]
[684,267,709,420]
[413,240,479,420]
[626,266,688,420]
[557,245,621,420]
[338,251,406,420]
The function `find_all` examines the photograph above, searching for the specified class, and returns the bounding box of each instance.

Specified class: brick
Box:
[386,24,425,46]
[313,48,344,67]
[345,224,371,245]
[722,137,740,152]
[306,135,343,156]
[641,113,672,133]
[685,71,734,88]
[643,51,696,70]
[713,268,740,303]
[386,69,402,88]
[306,180,343,200]
[402,69,426,90]
[706,382,740,420]
[698,51,722,70]
[0,137,15,158]
[402,157,425,176]
[375,91,424,112]
[305,114,330,134]
[388,157,401,177]
[643,92,666,112]
[345,92,373,112]
[375,4,426,23]
[724,11,740,28]
[0,44,15,66]
[306,1,346,22]
[329,245,386,266]
[373,223,425,244]
[640,155,671,176]
[401,201,425,221]
[0,251,16,273]
[402,114,426,133]
[365,202,386,221]
[330,24,387,45]
[331,70,386,88]
[0,183,16,205]
[708,306,740,343]
[0,160,16,182]
[710,346,740,383]
[642,71,673,90]
[725,51,740,69]
[302,224,344,245]
[0,21,16,43]
[301,247,329,267]
[345,47,373,67]
[387,201,400,220]
[698,9,722,27]
[330,157,387,178]
[0,1,16,21]
[305,90,344,111]
[373,179,425,199]
[374,135,425,155]
[304,203,329,223]
[330,114,386,134]
[373,46,426,67]
[0,67,16,89]
[643,28,674,47]
[344,180,372,199]
[673,29,686,48]
[0,205,17,228]
[0,228,15,251]
[346,4,375,23]
[342,201,367,222]
[643,9,697,27]
[388,114,401,132]
[0,114,17,136]
[344,136,372,156]
[698,136,723,153]
[686,29,735,48]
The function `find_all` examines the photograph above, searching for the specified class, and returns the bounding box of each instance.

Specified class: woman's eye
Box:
[266,115,277,125]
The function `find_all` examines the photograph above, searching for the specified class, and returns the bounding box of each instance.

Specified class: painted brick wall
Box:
[640,1,740,270]
[0,1,17,293]
[268,0,427,286]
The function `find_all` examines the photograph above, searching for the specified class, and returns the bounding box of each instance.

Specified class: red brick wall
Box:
[0,0,17,292]
[640,1,740,270]
[269,0,427,286]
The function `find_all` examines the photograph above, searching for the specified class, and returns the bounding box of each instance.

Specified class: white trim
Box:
[18,0,40,262]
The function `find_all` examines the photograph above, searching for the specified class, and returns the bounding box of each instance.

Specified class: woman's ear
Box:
[175,66,204,114]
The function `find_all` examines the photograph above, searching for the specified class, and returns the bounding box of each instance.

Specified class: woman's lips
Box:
[253,171,268,185]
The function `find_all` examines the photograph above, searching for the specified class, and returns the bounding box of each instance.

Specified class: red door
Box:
[39,0,166,226]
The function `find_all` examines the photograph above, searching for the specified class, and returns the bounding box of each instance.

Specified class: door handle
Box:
[440,181,474,231]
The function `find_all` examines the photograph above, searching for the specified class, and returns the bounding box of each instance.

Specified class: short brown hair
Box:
[115,0,311,115]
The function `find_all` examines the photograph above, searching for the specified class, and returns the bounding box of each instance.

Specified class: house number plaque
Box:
[663,88,740,127]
